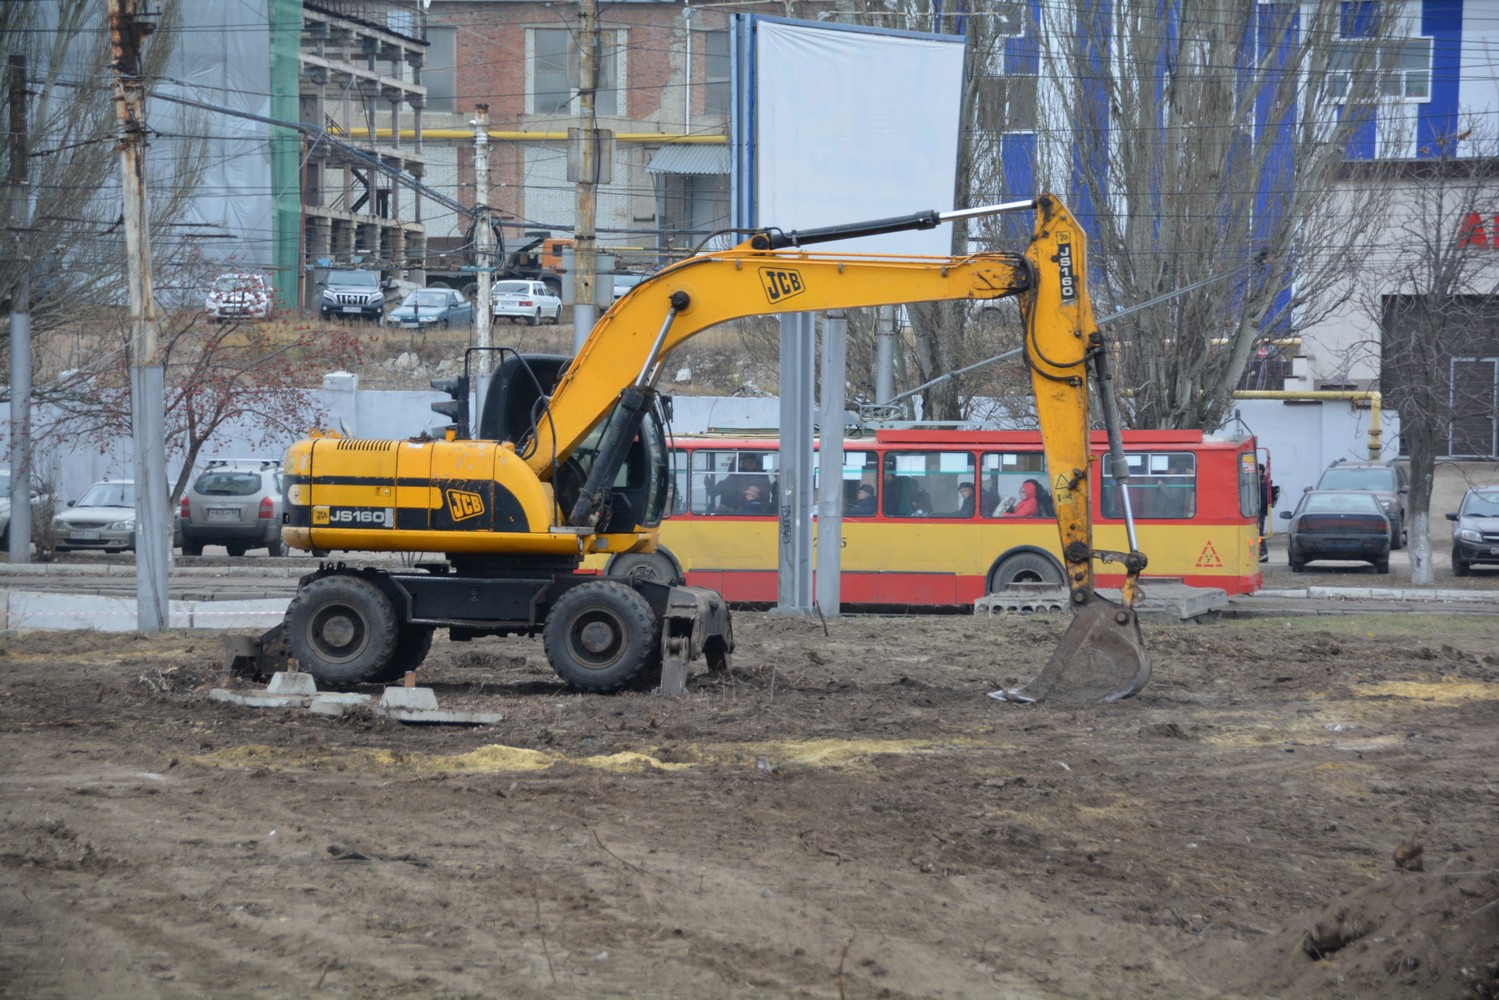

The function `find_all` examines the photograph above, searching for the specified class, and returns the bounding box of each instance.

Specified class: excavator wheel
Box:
[371,627,435,684]
[284,574,400,688]
[543,580,659,692]
[995,594,1151,705]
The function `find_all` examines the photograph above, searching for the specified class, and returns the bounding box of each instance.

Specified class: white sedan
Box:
[493,280,563,325]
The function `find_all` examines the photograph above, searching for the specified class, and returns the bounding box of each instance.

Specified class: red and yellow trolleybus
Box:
[601,427,1264,603]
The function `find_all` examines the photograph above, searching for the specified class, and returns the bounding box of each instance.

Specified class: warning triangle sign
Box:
[1196,540,1223,568]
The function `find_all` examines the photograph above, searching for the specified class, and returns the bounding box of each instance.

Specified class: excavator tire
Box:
[284,574,400,688]
[372,627,435,684]
[543,580,658,693]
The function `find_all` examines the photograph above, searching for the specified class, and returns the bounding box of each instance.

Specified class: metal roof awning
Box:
[647,145,730,176]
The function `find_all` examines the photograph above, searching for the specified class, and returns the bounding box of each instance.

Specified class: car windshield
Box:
[1462,490,1499,517]
[614,274,643,289]
[330,271,378,288]
[1318,467,1393,491]
[401,290,453,308]
[494,281,532,295]
[77,482,135,507]
[1303,491,1381,514]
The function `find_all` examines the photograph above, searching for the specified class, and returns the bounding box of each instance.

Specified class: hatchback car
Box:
[388,287,473,329]
[205,272,272,321]
[493,280,563,325]
[179,459,286,557]
[53,479,140,553]
[612,273,645,301]
[1311,459,1409,549]
[1280,490,1392,573]
[1446,484,1499,576]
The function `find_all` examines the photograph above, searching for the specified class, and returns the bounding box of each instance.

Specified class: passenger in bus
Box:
[737,483,770,515]
[847,483,877,516]
[713,454,768,512]
[948,482,976,517]
[907,488,932,517]
[994,479,1051,518]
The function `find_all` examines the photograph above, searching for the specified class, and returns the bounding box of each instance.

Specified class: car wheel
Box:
[550,306,562,325]
[226,543,247,558]
[1452,548,1470,577]
[1374,556,1390,574]
[181,540,203,557]
[1389,516,1404,551]
[1289,549,1305,572]
[267,537,289,557]
[527,309,541,327]
[440,318,450,330]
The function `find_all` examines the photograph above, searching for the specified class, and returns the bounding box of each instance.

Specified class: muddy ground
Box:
[1,609,1496,1000]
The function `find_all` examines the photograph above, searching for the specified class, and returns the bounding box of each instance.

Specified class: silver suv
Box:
[318,269,385,323]
[1312,459,1409,550]
[179,460,286,557]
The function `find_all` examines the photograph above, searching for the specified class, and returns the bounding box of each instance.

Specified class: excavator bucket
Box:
[993,594,1151,705]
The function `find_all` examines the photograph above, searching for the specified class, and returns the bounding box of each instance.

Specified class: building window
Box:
[1328,37,1432,103]
[994,2,1026,37]
[530,27,623,117]
[425,25,457,113]
[703,30,730,117]
[977,73,1037,132]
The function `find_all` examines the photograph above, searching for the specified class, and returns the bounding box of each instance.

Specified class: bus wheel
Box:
[285,574,399,688]
[987,552,1065,594]
[543,581,657,692]
[608,551,681,586]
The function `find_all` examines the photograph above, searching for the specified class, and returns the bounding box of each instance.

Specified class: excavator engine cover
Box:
[996,595,1151,705]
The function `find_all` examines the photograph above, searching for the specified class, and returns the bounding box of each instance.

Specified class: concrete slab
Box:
[266,671,317,696]
[208,688,311,709]
[975,583,1228,623]
[308,692,375,717]
[378,686,441,712]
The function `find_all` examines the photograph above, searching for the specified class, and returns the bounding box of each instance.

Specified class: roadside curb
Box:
[1256,586,1497,602]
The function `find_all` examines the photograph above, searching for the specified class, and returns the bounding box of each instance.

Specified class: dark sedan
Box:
[1446,485,1499,576]
[388,287,473,329]
[1280,490,1391,573]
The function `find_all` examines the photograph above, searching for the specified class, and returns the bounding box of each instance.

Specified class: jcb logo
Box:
[446,488,485,521]
[759,267,806,304]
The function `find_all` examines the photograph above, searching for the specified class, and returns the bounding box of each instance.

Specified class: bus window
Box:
[980,452,1052,518]
[881,451,976,517]
[667,448,688,516]
[1101,451,1197,519]
[839,451,879,516]
[688,449,778,515]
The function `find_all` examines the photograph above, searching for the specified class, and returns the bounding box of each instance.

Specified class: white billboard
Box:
[735,17,967,256]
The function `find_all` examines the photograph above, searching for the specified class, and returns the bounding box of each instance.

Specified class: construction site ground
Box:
[2,599,1497,1000]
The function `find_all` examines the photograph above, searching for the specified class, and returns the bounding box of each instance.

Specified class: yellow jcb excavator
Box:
[253,194,1150,704]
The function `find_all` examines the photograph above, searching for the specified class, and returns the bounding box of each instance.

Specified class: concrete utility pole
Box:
[473,103,493,355]
[110,0,170,631]
[571,0,600,349]
[7,54,33,563]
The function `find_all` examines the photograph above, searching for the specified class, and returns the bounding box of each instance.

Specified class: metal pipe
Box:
[1232,390,1383,460]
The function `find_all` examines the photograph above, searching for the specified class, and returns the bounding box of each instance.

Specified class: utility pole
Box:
[473,103,493,354]
[571,0,600,349]
[110,0,170,630]
[6,54,33,563]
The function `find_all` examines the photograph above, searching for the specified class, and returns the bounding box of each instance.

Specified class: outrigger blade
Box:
[993,594,1151,705]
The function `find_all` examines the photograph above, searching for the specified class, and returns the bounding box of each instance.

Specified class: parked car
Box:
[1446,484,1499,576]
[493,280,563,325]
[388,287,473,329]
[319,269,386,323]
[612,272,645,301]
[0,470,46,548]
[1311,459,1409,549]
[179,459,286,557]
[205,272,272,320]
[52,479,140,553]
[1280,490,1392,573]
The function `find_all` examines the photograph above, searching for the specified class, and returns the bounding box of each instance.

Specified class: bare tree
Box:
[1349,130,1499,584]
[36,308,364,502]
[2,0,205,344]
[1018,0,1405,430]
